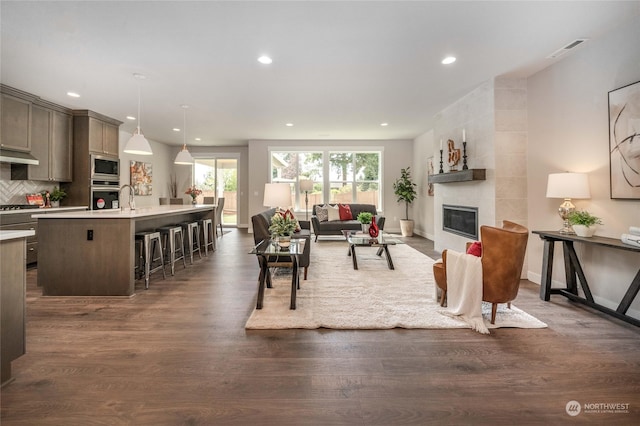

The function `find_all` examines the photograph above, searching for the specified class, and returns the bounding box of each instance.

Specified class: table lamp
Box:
[299,179,314,221]
[263,183,292,209]
[546,172,591,234]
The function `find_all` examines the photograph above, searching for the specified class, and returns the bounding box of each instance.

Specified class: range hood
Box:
[0,149,39,165]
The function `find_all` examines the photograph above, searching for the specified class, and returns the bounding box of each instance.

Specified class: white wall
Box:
[247,139,414,233]
[413,129,435,240]
[527,18,640,318]
[118,130,175,208]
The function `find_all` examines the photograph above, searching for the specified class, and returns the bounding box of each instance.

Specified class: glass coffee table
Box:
[250,238,306,310]
[341,230,403,270]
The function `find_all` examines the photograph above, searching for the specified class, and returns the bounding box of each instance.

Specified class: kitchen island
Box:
[34,205,215,296]
[1,229,34,386]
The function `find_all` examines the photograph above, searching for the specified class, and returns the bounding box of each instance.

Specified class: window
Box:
[270,149,381,210]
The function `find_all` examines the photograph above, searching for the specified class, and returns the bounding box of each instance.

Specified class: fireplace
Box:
[443,205,478,240]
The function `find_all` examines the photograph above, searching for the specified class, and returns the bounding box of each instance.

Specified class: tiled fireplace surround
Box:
[433,78,528,276]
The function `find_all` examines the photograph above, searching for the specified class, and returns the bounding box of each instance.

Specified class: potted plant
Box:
[269,212,298,248]
[393,167,417,236]
[568,210,603,237]
[357,211,373,233]
[49,187,67,207]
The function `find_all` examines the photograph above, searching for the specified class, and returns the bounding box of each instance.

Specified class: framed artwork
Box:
[130,161,153,196]
[427,156,434,196]
[609,80,640,199]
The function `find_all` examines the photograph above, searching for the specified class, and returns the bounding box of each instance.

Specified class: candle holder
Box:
[439,150,444,174]
[462,141,468,170]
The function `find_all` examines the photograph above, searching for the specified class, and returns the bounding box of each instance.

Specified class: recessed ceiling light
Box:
[173,128,181,132]
[380,122,389,127]
[257,55,273,65]
[441,56,456,65]
[126,116,136,120]
[67,92,80,98]
[286,123,294,127]
[194,137,201,141]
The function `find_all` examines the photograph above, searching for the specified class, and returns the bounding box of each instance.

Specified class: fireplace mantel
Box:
[428,169,486,184]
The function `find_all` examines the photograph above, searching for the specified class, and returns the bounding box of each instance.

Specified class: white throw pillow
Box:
[327,204,341,221]
[316,205,329,222]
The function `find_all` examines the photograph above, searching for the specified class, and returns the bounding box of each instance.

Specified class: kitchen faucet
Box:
[119,184,136,211]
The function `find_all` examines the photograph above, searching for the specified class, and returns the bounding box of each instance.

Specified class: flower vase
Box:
[368,216,379,238]
[277,235,291,249]
[191,198,197,205]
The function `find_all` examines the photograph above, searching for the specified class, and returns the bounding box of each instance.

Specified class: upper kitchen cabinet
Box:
[0,87,34,152]
[19,103,73,182]
[73,111,121,157]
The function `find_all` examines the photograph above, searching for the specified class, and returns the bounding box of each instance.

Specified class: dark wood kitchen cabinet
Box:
[0,90,32,152]
[2,85,73,182]
[19,103,73,182]
[76,112,120,156]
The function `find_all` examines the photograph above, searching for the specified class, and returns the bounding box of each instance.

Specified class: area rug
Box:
[245,241,547,331]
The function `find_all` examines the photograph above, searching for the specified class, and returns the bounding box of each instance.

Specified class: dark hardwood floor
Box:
[1,230,639,425]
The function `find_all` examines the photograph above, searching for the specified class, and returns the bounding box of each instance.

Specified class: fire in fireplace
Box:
[443,205,478,240]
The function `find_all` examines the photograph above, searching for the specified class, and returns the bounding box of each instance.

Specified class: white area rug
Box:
[245,241,547,332]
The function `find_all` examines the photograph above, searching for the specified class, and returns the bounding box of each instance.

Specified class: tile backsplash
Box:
[0,163,57,204]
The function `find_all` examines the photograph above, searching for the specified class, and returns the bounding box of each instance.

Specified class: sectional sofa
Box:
[310,203,385,241]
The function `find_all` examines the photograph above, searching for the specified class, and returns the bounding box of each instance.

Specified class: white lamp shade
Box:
[124,128,153,155]
[299,179,314,192]
[546,172,591,199]
[174,145,194,164]
[263,183,292,208]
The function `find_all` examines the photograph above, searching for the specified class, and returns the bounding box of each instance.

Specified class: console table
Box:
[533,231,640,327]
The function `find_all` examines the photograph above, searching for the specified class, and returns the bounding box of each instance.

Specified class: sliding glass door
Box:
[194,157,238,228]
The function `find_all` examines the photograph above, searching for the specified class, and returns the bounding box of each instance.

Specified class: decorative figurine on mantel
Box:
[462,128,468,170]
[447,139,461,171]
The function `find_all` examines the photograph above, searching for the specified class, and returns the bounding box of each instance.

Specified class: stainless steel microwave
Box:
[91,154,120,180]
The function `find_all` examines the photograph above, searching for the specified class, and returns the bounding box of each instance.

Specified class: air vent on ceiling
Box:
[546,38,589,59]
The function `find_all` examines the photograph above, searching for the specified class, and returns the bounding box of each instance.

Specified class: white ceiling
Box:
[2,1,638,147]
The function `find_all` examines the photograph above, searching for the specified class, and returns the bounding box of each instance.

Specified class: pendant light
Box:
[174,104,194,164]
[124,73,153,155]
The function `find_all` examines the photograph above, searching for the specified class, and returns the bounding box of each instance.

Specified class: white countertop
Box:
[32,204,215,219]
[0,230,36,241]
[0,206,88,216]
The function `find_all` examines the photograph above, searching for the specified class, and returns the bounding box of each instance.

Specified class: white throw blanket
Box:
[441,250,489,334]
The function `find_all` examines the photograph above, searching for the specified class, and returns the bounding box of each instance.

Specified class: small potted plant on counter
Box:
[47,187,67,208]
[568,210,603,237]
[357,211,373,233]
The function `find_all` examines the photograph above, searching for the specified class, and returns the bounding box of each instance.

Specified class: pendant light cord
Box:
[137,83,142,133]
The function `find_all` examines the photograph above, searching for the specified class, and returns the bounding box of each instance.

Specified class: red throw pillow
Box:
[338,204,353,220]
[466,241,482,257]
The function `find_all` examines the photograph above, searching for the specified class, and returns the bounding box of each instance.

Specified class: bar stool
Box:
[199,218,215,256]
[135,231,166,289]
[158,225,187,275]
[181,221,202,264]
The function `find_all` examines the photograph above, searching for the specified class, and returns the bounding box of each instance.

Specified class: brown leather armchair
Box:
[433,220,529,324]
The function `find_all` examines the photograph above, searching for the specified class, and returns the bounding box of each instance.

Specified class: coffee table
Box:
[341,230,403,270]
[250,238,306,309]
